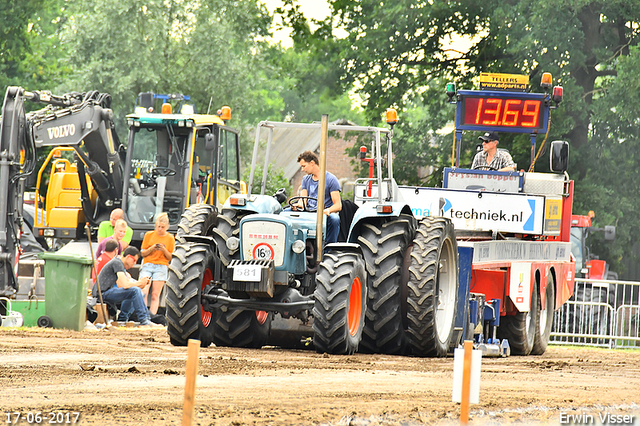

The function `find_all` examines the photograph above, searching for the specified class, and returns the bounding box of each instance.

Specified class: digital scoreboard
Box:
[455,90,550,134]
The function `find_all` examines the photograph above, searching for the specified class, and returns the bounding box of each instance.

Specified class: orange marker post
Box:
[460,340,473,425]
[182,339,200,426]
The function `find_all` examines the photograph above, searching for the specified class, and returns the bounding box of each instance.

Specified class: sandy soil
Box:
[0,327,639,426]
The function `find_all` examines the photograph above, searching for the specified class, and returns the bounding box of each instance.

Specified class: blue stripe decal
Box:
[523,199,535,232]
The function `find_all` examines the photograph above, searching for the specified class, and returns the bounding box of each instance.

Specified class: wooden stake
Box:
[182,339,200,426]
[85,223,109,327]
[460,340,473,425]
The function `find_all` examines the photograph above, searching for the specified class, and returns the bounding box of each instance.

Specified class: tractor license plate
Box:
[233,265,262,282]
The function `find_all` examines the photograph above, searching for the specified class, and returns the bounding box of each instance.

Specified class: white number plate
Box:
[233,265,261,282]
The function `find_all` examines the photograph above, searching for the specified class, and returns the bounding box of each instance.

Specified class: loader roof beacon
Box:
[394,72,575,355]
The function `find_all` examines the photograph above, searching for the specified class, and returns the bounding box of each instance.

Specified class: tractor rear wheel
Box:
[406,217,459,357]
[532,274,555,355]
[498,285,539,355]
[165,242,217,347]
[213,309,272,348]
[357,215,415,354]
[313,251,367,355]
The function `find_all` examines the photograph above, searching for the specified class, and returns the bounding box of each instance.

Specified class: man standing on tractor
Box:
[471,132,517,172]
[296,151,342,244]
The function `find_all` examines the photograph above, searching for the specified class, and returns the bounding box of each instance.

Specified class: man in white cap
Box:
[471,132,516,172]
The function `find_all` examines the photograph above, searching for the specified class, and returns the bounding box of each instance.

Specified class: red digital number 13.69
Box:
[473,98,540,128]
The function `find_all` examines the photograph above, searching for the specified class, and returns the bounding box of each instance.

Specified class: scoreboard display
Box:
[456,90,550,134]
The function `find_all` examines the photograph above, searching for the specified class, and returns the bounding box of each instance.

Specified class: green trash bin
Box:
[38,252,93,331]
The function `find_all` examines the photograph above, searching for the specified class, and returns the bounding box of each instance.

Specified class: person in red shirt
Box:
[92,239,119,285]
[139,212,175,315]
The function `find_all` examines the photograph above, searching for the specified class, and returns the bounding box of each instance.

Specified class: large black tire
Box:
[532,273,555,355]
[211,208,247,266]
[406,217,459,357]
[357,215,415,354]
[213,310,272,348]
[176,204,217,237]
[313,251,367,355]
[498,284,539,355]
[165,242,217,347]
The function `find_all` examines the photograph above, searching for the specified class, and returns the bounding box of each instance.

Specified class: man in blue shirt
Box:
[296,151,342,244]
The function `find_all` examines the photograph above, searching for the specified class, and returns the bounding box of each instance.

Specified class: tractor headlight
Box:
[291,240,305,254]
[226,237,240,251]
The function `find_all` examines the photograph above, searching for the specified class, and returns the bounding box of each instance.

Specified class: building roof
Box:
[252,119,357,181]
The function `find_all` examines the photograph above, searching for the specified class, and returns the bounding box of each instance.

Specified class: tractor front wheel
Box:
[213,309,272,348]
[165,242,217,347]
[313,251,367,355]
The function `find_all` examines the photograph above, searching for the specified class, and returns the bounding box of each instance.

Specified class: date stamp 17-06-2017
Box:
[4,412,80,424]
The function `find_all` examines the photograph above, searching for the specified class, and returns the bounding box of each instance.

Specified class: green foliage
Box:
[282,0,640,277]
[242,163,292,202]
[0,0,70,91]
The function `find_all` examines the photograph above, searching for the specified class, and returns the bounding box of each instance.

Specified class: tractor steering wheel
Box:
[288,196,318,212]
[151,167,177,177]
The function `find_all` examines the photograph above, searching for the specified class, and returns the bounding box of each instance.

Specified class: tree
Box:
[279,0,640,276]
[0,0,70,91]
[58,0,275,127]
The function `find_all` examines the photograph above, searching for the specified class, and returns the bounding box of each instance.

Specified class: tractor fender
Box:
[222,194,283,215]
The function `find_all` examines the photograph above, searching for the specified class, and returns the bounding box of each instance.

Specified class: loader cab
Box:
[124,120,193,226]
[123,110,242,242]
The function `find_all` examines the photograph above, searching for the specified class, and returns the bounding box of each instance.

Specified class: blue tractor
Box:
[165,116,368,354]
[165,114,465,356]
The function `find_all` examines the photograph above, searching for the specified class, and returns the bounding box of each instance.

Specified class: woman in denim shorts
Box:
[139,212,175,315]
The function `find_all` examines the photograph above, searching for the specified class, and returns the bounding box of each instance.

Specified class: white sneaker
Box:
[84,320,98,330]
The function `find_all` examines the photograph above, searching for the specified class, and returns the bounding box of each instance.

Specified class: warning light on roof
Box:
[161,103,172,114]
[360,146,367,159]
[219,106,231,121]
[552,86,563,105]
[386,108,397,126]
[541,72,552,89]
[446,82,456,102]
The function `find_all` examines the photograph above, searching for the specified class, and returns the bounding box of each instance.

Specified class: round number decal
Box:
[252,243,274,260]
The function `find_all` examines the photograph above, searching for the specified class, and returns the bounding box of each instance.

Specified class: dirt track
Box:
[0,327,639,425]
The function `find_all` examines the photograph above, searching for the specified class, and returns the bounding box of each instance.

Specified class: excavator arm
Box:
[27,89,124,215]
[0,87,124,295]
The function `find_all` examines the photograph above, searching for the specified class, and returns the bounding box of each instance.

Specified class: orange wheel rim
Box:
[256,310,268,325]
[348,277,362,336]
[201,268,213,327]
